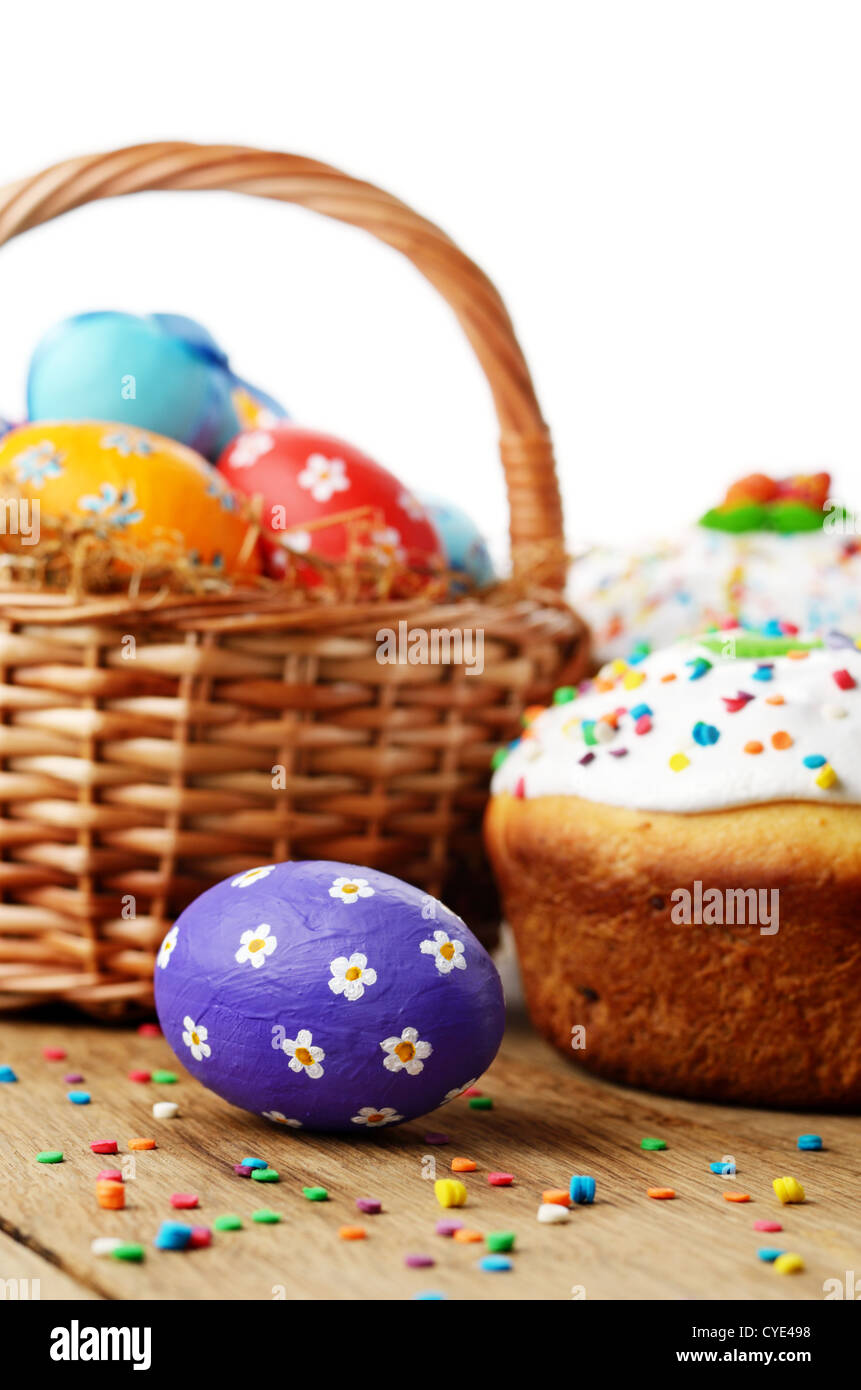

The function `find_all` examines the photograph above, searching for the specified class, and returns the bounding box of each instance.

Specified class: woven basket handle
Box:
[0,142,566,588]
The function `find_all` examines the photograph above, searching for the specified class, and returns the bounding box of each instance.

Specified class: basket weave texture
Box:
[0,143,588,1015]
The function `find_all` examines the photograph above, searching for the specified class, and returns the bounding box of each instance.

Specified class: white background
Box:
[1,1,860,562]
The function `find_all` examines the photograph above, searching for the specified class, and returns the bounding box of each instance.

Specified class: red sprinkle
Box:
[137,1023,161,1038]
[424,1133,450,1145]
[128,1070,151,1083]
[43,1047,66,1060]
[97,1168,123,1182]
[833,668,857,691]
[461,1087,482,1097]
[170,1193,199,1209]
[513,776,526,799]
[634,714,652,735]
[90,1141,118,1155]
[234,1165,253,1178]
[753,1219,783,1232]
[189,1227,212,1248]
[487,1172,514,1186]
[722,692,754,713]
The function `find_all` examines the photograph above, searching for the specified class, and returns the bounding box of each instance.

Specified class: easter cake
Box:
[570,472,861,665]
[485,630,861,1107]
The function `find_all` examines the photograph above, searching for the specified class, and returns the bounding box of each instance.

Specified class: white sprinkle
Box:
[91,1236,123,1256]
[152,1100,179,1119]
[594,721,616,744]
[823,704,848,719]
[537,1202,569,1223]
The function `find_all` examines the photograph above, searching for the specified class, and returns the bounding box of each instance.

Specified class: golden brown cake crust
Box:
[485,793,861,1108]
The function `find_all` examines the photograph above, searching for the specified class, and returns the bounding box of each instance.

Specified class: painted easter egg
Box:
[0,421,260,576]
[216,423,445,581]
[28,312,287,460]
[153,860,505,1133]
[420,494,496,591]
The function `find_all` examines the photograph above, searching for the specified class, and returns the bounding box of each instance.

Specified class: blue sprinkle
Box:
[797,1134,823,1151]
[709,1160,736,1174]
[692,721,720,746]
[413,1290,447,1300]
[762,619,783,637]
[628,642,651,665]
[67,1090,91,1105]
[569,1175,596,1205]
[752,665,774,682]
[757,1248,786,1263]
[686,657,713,681]
[240,1157,268,1169]
[630,703,653,720]
[802,755,827,769]
[479,1255,513,1272]
[0,1065,17,1083]
[154,1221,192,1251]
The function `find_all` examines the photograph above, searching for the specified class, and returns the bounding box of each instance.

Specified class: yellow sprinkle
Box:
[815,763,837,789]
[434,1178,468,1209]
[669,753,690,772]
[610,659,628,676]
[774,1252,805,1275]
[623,670,646,690]
[561,718,581,738]
[772,1175,805,1204]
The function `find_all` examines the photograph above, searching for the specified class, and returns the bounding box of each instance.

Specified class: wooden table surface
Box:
[0,1009,858,1301]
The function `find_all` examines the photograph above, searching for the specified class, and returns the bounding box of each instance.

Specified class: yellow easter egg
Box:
[0,421,260,577]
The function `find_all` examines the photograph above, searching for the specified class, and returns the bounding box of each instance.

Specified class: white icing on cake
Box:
[568,527,861,665]
[491,633,861,812]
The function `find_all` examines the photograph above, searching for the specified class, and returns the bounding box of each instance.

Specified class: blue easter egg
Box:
[27,312,287,460]
[419,495,496,591]
[153,861,505,1134]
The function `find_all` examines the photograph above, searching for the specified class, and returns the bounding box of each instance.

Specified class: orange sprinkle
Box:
[787,649,809,660]
[541,1188,571,1207]
[744,741,764,755]
[647,1187,676,1199]
[723,1191,751,1203]
[771,731,793,750]
[452,1228,483,1243]
[594,677,615,693]
[451,1157,477,1172]
[95,1180,125,1210]
[128,1137,157,1151]
[660,673,677,683]
[600,712,620,728]
[338,1225,366,1240]
[522,705,546,726]
[765,694,785,705]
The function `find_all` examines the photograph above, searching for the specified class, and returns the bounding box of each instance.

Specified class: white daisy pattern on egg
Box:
[351,1106,403,1127]
[297,453,350,503]
[231,865,276,888]
[380,1026,432,1076]
[229,431,274,469]
[420,929,467,975]
[329,875,375,905]
[262,1111,302,1128]
[182,1016,211,1061]
[235,923,277,969]
[370,526,406,566]
[157,925,179,970]
[282,1029,325,1079]
[398,489,426,521]
[328,952,377,1001]
[440,1078,478,1105]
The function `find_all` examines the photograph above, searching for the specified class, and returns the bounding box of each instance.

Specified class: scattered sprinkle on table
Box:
[479,1255,512,1272]
[774,1252,804,1274]
[91,1141,118,1155]
[189,1227,211,1248]
[723,1191,751,1203]
[303,1186,328,1201]
[452,1227,483,1243]
[434,1178,467,1208]
[96,1180,125,1210]
[647,1187,676,1200]
[241,1157,268,1169]
[537,1203,569,1223]
[405,1253,435,1268]
[435,1219,463,1236]
[487,1172,514,1186]
[468,1096,493,1110]
[338,1225,366,1240]
[214,1214,243,1231]
[640,1137,667,1150]
[451,1157,477,1172]
[758,1247,786,1262]
[234,1164,253,1177]
[67,1091,91,1105]
[43,1046,66,1060]
[64,1073,84,1084]
[461,1087,482,1097]
[153,1101,179,1119]
[252,1168,280,1183]
[37,1150,63,1164]
[773,1176,805,1204]
[486,1231,516,1252]
[797,1134,823,1151]
[128,1070,151,1083]
[253,1210,282,1224]
[137,1023,161,1038]
[709,1161,736,1174]
[413,1290,446,1300]
[569,1175,596,1205]
[356,1198,382,1214]
[424,1133,449,1145]
[111,1243,145,1262]
[753,1219,783,1231]
[151,1069,177,1084]
[128,1137,157,1151]
[170,1193,198,1209]
[542,1188,571,1207]
[97,1168,123,1182]
[91,1237,123,1256]
[0,1065,17,1082]
[155,1221,192,1249]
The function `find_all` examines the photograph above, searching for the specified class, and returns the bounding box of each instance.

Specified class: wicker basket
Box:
[0,142,588,1016]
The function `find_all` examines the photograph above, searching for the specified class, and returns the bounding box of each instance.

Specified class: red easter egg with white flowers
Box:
[216,423,444,583]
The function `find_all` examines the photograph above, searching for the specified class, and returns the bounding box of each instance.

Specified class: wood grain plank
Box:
[0,1013,858,1301]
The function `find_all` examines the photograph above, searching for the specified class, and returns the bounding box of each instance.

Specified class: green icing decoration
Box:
[699,634,823,658]
[699,498,829,535]
[768,499,828,533]
[699,502,769,533]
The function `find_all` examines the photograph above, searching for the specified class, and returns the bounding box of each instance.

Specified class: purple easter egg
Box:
[153,861,505,1134]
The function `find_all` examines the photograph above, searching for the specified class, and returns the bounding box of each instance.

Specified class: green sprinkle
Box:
[151,1069,178,1084]
[641,1137,667,1151]
[552,685,577,704]
[699,634,823,659]
[111,1243,145,1262]
[303,1186,329,1201]
[490,748,509,770]
[37,1150,63,1164]
[252,1209,282,1224]
[251,1167,279,1183]
[486,1231,516,1252]
[468,1097,493,1111]
[214,1214,243,1231]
